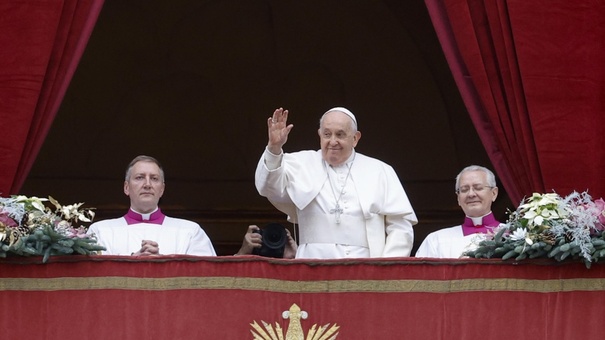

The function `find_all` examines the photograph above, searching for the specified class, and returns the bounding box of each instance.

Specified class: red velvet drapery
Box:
[2,256,605,339]
[425,0,605,204]
[0,0,104,195]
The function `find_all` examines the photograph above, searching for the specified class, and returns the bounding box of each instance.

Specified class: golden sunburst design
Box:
[250,303,339,340]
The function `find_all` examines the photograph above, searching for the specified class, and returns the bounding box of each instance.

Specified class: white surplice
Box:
[87,217,216,256]
[415,226,486,258]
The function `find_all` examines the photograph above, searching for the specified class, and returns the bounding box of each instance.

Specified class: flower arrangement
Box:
[465,191,605,268]
[0,195,105,262]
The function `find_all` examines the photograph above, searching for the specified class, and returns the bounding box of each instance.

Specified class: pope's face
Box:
[124,161,165,213]
[318,111,361,166]
[456,170,498,217]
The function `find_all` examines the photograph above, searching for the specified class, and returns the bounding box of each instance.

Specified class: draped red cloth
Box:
[3,1,604,203]
[0,0,104,195]
[425,0,605,204]
[1,256,605,339]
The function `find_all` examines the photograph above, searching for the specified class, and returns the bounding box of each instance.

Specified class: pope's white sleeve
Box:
[382,214,414,257]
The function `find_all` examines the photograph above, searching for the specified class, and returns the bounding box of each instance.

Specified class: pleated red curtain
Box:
[425,0,605,204]
[0,0,104,195]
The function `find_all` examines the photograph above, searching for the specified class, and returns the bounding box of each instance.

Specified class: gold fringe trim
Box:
[1,276,604,293]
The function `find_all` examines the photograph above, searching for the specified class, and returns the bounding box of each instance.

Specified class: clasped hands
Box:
[131,239,160,256]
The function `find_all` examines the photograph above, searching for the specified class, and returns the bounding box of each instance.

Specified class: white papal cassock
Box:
[255,148,417,259]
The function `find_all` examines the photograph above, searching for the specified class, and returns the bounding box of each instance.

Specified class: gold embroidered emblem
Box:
[250,303,340,340]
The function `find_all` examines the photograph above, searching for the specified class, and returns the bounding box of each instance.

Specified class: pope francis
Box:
[255,107,417,259]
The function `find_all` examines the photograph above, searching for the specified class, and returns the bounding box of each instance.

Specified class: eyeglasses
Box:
[455,185,494,195]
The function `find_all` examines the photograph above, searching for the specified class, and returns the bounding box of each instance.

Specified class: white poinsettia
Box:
[518,192,569,228]
[510,228,533,245]
[49,196,94,223]
[510,228,527,241]
[14,195,48,212]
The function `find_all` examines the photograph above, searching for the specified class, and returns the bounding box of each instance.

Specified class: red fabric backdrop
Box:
[425,0,605,204]
[2,1,604,201]
[0,0,104,195]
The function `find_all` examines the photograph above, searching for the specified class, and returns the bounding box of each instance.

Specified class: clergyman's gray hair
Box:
[455,165,496,191]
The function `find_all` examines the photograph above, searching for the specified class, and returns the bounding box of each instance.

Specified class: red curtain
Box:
[0,0,104,195]
[425,0,605,204]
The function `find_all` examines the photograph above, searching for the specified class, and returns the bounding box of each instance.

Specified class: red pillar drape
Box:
[425,0,605,204]
[0,0,104,195]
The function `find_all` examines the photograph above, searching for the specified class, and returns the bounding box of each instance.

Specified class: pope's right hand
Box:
[266,107,294,154]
